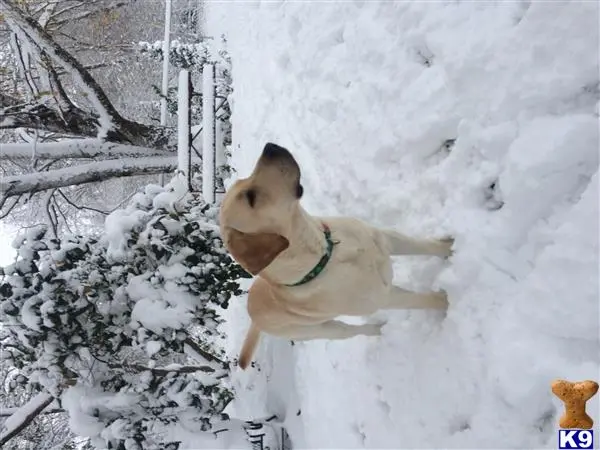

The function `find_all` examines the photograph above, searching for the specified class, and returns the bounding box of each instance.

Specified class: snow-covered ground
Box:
[204,2,599,448]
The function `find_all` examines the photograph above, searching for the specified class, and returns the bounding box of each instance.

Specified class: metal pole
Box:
[197,0,203,37]
[202,63,216,204]
[177,70,191,190]
[158,0,172,186]
[215,117,226,203]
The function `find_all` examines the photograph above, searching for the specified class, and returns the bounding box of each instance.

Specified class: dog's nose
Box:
[261,143,294,161]
[256,142,301,178]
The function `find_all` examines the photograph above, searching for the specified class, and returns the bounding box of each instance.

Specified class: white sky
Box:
[0,224,18,267]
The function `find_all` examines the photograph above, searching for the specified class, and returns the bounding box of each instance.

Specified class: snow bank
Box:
[205,1,599,448]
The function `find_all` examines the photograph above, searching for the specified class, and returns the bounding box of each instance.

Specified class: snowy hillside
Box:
[203,2,599,448]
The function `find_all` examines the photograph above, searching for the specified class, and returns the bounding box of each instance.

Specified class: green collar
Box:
[285,223,337,287]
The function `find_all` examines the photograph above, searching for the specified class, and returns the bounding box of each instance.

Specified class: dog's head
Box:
[219,143,304,275]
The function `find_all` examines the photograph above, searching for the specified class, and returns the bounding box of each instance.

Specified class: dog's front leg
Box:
[276,321,382,341]
[379,228,453,258]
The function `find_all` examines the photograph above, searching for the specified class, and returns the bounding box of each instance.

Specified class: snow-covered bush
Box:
[138,40,211,71]
[0,179,254,449]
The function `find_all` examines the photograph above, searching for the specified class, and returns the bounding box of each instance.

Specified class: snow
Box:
[20,296,43,332]
[62,385,142,446]
[128,275,196,334]
[204,1,599,449]
[105,209,151,261]
[146,340,162,357]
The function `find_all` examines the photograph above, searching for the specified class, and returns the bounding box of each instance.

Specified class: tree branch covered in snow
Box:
[1,156,186,199]
[0,392,54,446]
[1,92,173,151]
[9,28,40,99]
[0,406,64,418]
[49,0,129,29]
[1,92,105,138]
[1,0,123,133]
[0,0,173,148]
[105,362,228,378]
[1,140,170,160]
[0,92,22,107]
[184,337,229,369]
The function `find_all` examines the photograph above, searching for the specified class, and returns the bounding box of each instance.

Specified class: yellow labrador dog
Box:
[219,143,453,369]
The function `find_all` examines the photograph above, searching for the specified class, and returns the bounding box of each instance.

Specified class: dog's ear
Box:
[225,229,289,275]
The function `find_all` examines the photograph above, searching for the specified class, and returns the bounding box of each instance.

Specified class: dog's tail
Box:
[238,322,260,370]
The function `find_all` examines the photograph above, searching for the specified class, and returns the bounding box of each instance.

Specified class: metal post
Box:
[197,0,203,37]
[177,70,192,190]
[202,63,216,204]
[215,118,226,203]
[158,0,172,186]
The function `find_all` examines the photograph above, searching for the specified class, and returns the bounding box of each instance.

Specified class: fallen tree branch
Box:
[1,97,104,139]
[0,92,23,108]
[0,407,64,418]
[50,0,129,29]
[184,337,229,369]
[0,0,169,147]
[0,0,124,131]
[1,140,171,160]
[9,29,39,98]
[0,93,173,148]
[0,156,193,198]
[0,392,54,446]
[113,363,223,376]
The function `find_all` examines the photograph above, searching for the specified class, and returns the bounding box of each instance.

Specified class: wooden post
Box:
[202,63,216,204]
[177,69,192,190]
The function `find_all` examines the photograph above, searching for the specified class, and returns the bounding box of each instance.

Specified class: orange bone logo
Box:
[551,379,599,430]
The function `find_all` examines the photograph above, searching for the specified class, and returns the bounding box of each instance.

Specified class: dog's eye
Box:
[245,189,256,207]
[296,183,304,199]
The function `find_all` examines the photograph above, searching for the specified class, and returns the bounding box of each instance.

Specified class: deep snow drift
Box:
[203,1,599,448]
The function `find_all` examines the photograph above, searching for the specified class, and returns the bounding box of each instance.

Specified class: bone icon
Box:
[551,379,599,430]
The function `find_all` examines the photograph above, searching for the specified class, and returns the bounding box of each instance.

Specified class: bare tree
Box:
[1,156,193,199]
[0,0,185,231]
[1,0,176,144]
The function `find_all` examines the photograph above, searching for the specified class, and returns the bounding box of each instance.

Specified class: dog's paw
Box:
[438,237,455,259]
[429,290,450,309]
[360,322,384,337]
